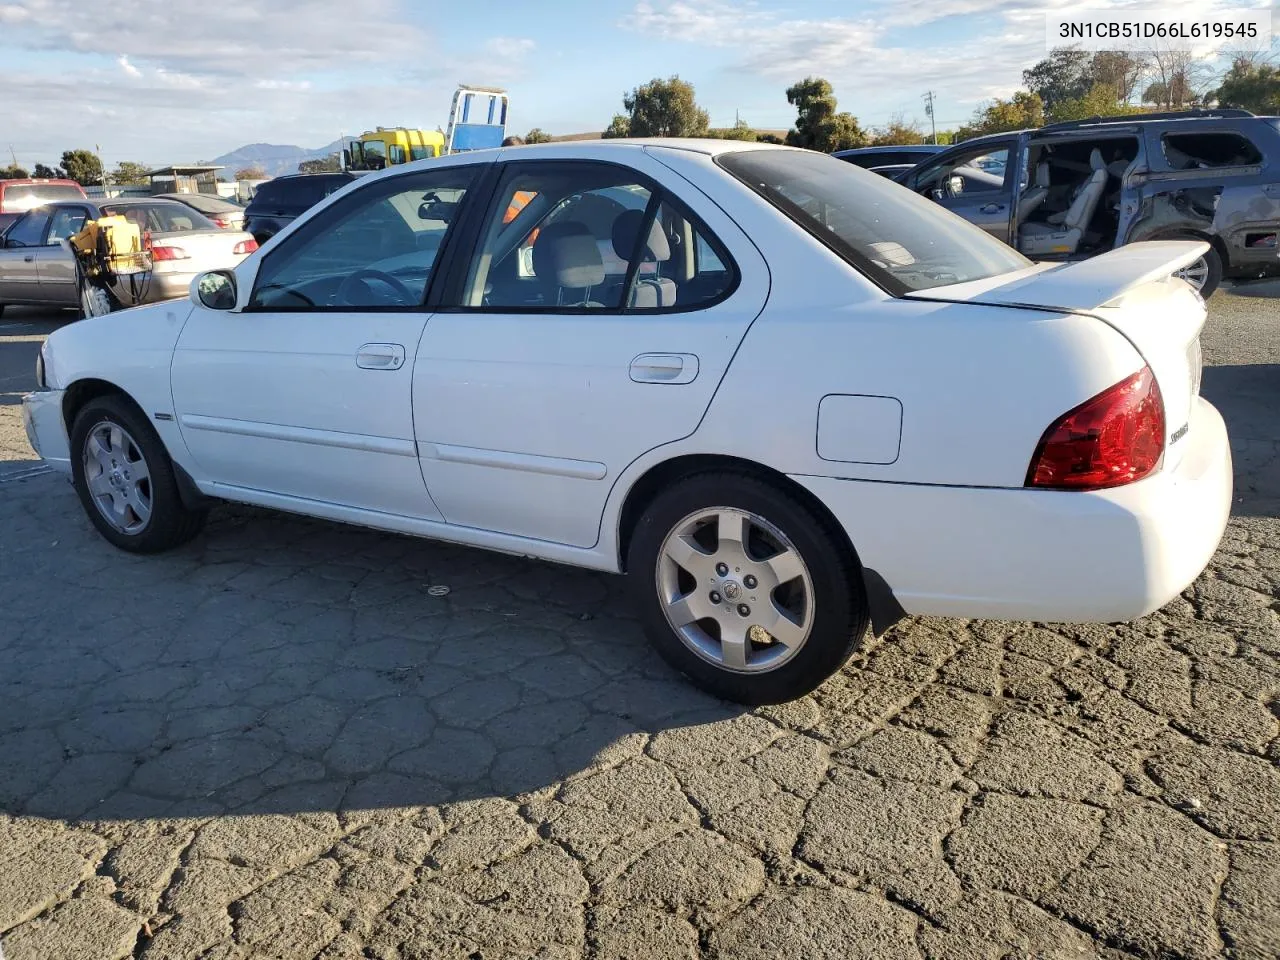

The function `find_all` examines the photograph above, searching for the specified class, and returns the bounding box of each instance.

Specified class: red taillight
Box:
[233,238,258,255]
[149,245,189,261]
[212,217,230,228]
[1026,367,1165,490]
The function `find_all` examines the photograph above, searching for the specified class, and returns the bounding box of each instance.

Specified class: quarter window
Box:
[248,169,474,310]
[1161,132,1262,169]
[456,162,735,312]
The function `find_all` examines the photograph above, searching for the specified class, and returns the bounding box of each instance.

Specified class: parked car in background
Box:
[899,109,1280,296]
[0,198,256,315]
[242,172,354,245]
[0,178,87,234]
[832,144,945,169]
[156,192,246,231]
[23,141,1229,704]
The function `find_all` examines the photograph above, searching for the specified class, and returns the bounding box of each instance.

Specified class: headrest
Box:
[532,221,605,289]
[611,209,671,262]
[1090,148,1105,171]
[1036,162,1051,188]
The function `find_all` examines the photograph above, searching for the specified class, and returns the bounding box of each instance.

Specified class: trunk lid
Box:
[911,241,1209,472]
[150,229,252,271]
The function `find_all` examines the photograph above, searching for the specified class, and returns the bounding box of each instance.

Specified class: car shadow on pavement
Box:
[1201,363,1280,519]
[0,497,749,823]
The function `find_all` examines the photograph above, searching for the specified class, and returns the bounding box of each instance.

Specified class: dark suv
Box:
[243,172,354,245]
[898,109,1280,296]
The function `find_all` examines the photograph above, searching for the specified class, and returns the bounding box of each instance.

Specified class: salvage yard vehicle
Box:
[22,140,1231,704]
[0,198,256,315]
[902,109,1280,296]
[242,172,354,246]
[155,192,246,231]
[0,177,87,234]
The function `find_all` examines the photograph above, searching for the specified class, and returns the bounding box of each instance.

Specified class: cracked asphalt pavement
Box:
[0,290,1277,960]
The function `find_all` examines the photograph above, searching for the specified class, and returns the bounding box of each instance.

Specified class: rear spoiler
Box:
[910,240,1210,313]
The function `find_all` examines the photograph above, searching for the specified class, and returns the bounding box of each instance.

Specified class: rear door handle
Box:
[23,255,34,262]
[356,343,405,370]
[979,202,1005,214]
[630,353,699,384]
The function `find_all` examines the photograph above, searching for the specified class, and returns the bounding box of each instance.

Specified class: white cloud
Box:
[116,55,140,77]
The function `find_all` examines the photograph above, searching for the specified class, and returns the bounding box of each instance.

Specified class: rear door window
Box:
[1161,132,1263,170]
[46,206,89,242]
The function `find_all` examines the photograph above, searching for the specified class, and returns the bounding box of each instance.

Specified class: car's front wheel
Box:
[627,472,869,704]
[70,394,207,553]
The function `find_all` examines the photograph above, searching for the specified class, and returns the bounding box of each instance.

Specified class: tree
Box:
[1213,57,1280,114]
[869,113,926,146]
[954,91,1044,142]
[60,149,103,185]
[234,166,268,180]
[617,76,709,137]
[755,133,785,144]
[1143,47,1211,109]
[1023,49,1093,114]
[298,154,341,174]
[1090,51,1148,104]
[0,164,29,179]
[525,128,553,144]
[785,77,867,151]
[32,163,63,178]
[111,161,149,185]
[1051,84,1144,123]
[601,114,631,139]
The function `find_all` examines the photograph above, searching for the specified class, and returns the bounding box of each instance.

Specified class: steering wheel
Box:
[336,269,413,306]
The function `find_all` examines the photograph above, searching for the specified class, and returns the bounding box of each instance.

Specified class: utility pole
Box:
[922,91,937,144]
[8,144,17,167]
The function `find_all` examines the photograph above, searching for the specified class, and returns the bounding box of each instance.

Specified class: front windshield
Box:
[718,149,1029,294]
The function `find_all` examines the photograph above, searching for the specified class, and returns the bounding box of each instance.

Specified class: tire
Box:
[69,394,207,553]
[627,471,869,704]
[1174,240,1223,298]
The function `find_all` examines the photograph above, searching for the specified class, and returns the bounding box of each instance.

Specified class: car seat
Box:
[1016,161,1051,225]
[1018,148,1108,256]
[531,221,607,306]
[611,209,676,307]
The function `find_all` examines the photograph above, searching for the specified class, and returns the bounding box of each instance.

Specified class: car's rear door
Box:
[412,154,769,548]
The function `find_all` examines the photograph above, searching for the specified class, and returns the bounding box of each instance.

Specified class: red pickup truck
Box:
[0,178,88,233]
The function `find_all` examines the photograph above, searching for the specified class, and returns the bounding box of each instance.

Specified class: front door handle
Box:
[356,343,405,370]
[23,255,34,262]
[979,202,1005,214]
[630,353,699,385]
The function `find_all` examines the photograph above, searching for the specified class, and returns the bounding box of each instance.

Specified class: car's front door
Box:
[908,138,1018,243]
[413,157,770,548]
[34,205,92,303]
[0,210,51,302]
[171,165,481,516]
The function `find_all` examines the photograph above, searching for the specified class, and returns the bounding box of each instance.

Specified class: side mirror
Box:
[192,270,237,310]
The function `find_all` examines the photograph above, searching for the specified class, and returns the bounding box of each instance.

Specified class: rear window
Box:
[719,149,1030,294]
[1162,132,1263,169]
[103,203,217,232]
[0,183,86,209]
[257,176,350,209]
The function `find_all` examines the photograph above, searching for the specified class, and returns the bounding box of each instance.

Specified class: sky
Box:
[0,0,1272,171]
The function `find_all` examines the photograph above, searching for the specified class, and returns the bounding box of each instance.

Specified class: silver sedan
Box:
[0,198,256,314]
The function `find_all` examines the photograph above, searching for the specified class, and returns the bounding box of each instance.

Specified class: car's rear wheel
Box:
[627,472,869,704]
[1174,242,1223,298]
[70,394,206,553]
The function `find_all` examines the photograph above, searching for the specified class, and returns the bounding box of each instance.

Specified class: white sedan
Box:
[22,139,1232,704]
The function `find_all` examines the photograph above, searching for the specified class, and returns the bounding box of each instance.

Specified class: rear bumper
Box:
[21,389,71,475]
[793,397,1232,623]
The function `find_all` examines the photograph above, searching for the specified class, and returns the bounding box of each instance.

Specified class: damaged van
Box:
[901,109,1280,296]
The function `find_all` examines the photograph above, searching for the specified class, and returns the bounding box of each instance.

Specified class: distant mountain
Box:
[205,138,352,178]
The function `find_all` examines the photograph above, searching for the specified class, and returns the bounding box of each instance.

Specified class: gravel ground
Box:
[0,290,1277,960]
